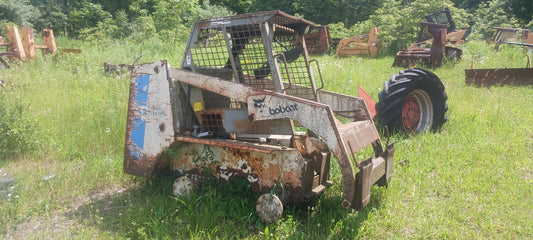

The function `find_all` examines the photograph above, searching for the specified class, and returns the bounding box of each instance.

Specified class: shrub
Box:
[469,0,521,40]
[67,1,112,38]
[353,0,470,54]
[0,88,38,159]
[0,0,38,28]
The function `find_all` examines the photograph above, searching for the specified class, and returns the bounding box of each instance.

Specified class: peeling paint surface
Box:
[169,137,309,200]
[124,61,175,177]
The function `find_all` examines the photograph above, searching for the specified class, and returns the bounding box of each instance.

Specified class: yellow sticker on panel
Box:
[193,101,203,112]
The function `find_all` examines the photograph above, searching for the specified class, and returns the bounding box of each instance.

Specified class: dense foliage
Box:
[1,0,531,53]
[0,87,38,159]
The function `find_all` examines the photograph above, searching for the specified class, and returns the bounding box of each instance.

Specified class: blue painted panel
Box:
[134,75,150,106]
[130,117,146,159]
[129,74,150,160]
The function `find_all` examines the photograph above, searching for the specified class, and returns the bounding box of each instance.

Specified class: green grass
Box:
[0,38,532,239]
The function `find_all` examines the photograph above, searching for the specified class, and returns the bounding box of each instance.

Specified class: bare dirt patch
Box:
[3,183,138,239]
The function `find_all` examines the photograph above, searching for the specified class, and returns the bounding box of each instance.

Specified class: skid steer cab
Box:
[123,11,395,222]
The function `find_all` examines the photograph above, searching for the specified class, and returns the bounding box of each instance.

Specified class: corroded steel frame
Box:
[335,27,379,58]
[465,68,533,87]
[124,11,394,211]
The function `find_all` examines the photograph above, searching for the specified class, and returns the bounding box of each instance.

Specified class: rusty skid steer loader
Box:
[124,11,395,222]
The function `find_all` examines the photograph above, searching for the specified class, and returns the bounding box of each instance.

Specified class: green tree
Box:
[248,0,384,27]
[297,0,385,26]
[152,0,198,43]
[32,1,68,34]
[249,0,295,14]
[506,0,533,25]
[112,9,133,39]
[205,0,251,14]
[90,0,134,16]
[128,0,158,18]
[356,0,470,53]
[0,0,38,29]
[197,1,234,20]
[128,15,158,42]
[151,0,233,44]
[67,1,113,38]
[470,0,520,40]
[449,0,489,9]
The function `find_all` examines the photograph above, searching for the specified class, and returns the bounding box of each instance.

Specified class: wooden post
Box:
[21,27,36,59]
[6,26,26,59]
[42,29,57,55]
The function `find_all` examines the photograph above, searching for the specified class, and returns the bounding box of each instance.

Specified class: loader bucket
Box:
[465,68,533,87]
[335,27,379,58]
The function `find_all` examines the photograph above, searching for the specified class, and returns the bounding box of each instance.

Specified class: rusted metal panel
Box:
[41,29,57,55]
[21,27,35,59]
[353,158,373,210]
[303,26,330,55]
[246,92,362,208]
[378,144,395,187]
[124,61,175,177]
[370,157,386,186]
[335,27,379,58]
[170,68,254,102]
[6,26,25,59]
[317,89,370,121]
[488,27,533,50]
[192,10,316,33]
[176,136,276,154]
[169,139,308,200]
[247,93,338,144]
[465,68,533,87]
[169,62,393,210]
[339,121,380,161]
[393,28,446,68]
[171,66,384,208]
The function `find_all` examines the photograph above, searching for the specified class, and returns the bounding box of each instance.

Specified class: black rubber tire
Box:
[375,68,447,133]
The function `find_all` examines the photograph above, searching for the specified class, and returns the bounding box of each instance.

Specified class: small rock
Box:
[0,178,14,190]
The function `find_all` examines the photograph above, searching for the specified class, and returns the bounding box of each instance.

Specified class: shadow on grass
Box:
[69,172,387,239]
[278,186,387,239]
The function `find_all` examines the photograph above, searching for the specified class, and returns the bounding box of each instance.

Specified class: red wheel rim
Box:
[402,94,421,132]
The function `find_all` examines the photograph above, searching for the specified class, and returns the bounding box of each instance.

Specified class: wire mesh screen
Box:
[229,25,275,91]
[190,27,242,110]
[188,22,316,109]
[496,30,525,42]
[200,113,224,135]
[272,33,316,101]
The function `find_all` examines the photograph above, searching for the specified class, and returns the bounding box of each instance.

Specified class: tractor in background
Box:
[393,8,470,67]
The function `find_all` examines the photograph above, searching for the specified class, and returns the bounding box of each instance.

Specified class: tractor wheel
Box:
[375,68,447,133]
